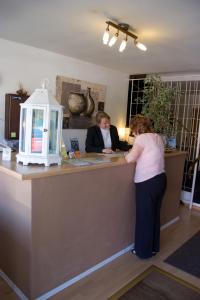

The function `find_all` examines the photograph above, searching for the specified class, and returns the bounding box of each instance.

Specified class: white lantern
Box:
[16,80,63,166]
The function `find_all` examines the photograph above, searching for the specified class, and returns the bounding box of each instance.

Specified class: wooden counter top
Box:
[0,151,187,181]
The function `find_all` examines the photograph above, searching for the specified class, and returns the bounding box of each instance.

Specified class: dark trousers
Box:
[135,173,167,258]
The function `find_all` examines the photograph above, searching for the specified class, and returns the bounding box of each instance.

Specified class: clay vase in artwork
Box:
[68,92,87,116]
[84,87,95,117]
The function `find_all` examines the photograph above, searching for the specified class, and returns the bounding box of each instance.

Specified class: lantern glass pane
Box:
[49,110,58,154]
[20,108,27,152]
[31,109,44,153]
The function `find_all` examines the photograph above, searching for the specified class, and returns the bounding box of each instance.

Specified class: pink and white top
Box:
[125,133,165,183]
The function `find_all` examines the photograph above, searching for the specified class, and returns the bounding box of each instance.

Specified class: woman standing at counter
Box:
[125,115,167,259]
[85,112,131,153]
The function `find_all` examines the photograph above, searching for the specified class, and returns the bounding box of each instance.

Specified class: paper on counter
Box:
[67,157,111,166]
[97,152,125,158]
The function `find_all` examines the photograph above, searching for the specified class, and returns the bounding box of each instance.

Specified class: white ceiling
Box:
[0,0,200,74]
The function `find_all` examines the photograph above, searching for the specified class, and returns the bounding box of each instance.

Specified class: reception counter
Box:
[0,151,186,299]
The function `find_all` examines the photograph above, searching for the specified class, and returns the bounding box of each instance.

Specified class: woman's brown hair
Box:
[96,111,110,124]
[130,115,154,135]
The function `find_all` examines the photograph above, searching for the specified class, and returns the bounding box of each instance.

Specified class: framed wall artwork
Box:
[56,75,106,129]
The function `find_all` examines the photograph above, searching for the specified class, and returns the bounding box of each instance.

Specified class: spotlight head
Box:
[135,40,147,51]
[103,25,109,45]
[108,31,119,47]
[119,35,128,52]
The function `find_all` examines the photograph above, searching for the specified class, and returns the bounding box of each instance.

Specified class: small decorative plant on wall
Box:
[138,74,176,148]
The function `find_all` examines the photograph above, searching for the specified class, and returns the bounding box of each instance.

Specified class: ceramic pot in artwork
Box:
[84,87,95,117]
[68,92,87,116]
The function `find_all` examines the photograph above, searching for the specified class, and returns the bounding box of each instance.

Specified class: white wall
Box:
[160,72,200,81]
[0,38,129,142]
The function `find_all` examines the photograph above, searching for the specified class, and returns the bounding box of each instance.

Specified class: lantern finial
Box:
[41,78,49,89]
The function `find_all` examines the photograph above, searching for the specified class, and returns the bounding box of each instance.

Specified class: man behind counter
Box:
[85,112,131,154]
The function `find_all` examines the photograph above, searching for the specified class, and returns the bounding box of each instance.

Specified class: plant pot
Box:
[167,136,176,149]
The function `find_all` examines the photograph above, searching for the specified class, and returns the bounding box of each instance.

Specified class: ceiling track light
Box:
[102,21,147,52]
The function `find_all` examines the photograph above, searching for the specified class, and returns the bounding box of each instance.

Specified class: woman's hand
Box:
[102,148,114,154]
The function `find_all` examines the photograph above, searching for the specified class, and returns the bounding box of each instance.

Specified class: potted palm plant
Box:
[138,74,176,148]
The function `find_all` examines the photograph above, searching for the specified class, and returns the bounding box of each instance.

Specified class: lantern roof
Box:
[24,88,60,106]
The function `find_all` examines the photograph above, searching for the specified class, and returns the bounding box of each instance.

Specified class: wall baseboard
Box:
[192,203,200,210]
[0,270,28,300]
[161,216,180,230]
